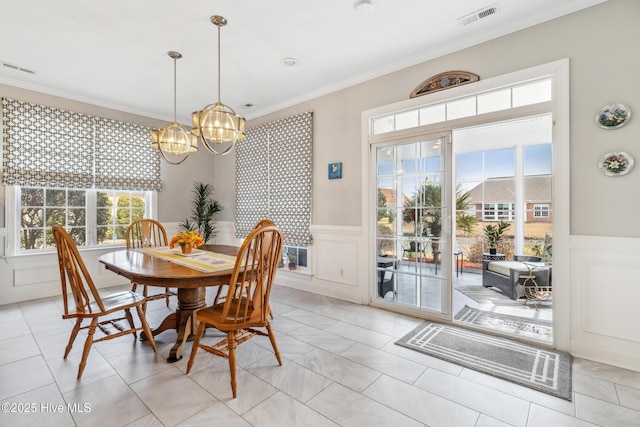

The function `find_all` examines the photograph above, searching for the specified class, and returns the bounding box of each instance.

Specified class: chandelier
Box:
[151,51,198,164]
[191,15,246,156]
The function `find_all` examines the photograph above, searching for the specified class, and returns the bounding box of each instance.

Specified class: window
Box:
[483,203,514,221]
[534,204,550,218]
[15,187,152,252]
[283,246,308,268]
[371,77,552,135]
[3,98,161,254]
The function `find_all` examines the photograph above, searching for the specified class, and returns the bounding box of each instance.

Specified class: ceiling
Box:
[0,0,605,123]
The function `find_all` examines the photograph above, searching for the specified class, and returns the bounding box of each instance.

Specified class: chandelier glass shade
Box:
[191,15,245,156]
[152,51,197,165]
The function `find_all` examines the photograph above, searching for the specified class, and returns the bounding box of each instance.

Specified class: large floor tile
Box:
[339,342,426,384]
[378,340,464,376]
[0,356,54,400]
[323,321,394,348]
[414,367,530,427]
[63,374,150,427]
[616,383,640,411]
[574,393,640,427]
[0,333,41,366]
[282,309,340,329]
[287,325,356,354]
[308,382,423,427]
[0,383,75,427]
[527,404,599,427]
[244,391,338,427]
[296,348,380,393]
[363,374,480,427]
[572,371,618,404]
[190,363,278,415]
[459,367,576,416]
[46,349,117,393]
[177,401,252,426]
[131,368,217,426]
[246,356,333,403]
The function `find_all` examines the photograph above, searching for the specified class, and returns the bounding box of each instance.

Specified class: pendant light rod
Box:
[211,15,226,105]
[168,50,182,123]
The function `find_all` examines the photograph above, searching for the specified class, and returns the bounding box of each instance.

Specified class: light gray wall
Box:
[1,0,637,238]
[213,0,639,237]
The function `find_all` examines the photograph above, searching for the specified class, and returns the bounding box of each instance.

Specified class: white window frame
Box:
[534,203,550,218]
[5,186,157,257]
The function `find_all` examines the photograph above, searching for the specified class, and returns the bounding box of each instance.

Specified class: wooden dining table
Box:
[98,244,238,362]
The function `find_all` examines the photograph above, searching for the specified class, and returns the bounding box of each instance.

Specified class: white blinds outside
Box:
[2,98,161,191]
[235,111,312,246]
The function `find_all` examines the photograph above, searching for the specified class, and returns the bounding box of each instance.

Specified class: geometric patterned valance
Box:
[2,98,161,191]
[235,111,313,246]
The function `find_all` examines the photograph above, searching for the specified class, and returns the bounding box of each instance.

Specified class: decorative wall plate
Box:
[596,103,631,129]
[598,151,634,176]
[410,71,479,98]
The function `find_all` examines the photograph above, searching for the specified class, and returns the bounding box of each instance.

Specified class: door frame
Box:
[361,59,570,350]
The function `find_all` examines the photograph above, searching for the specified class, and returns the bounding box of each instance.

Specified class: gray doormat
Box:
[455,305,553,343]
[395,321,572,400]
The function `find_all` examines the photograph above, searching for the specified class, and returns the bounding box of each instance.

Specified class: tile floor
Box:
[1,283,640,427]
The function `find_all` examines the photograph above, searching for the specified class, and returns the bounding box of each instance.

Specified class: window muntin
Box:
[16,186,150,252]
[534,204,550,218]
[483,203,514,221]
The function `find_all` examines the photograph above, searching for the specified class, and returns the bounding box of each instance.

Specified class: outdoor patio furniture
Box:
[482,257,551,300]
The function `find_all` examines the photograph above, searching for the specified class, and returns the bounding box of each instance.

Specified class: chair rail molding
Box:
[570,234,640,371]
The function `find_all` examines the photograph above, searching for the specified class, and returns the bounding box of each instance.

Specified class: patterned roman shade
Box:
[235,111,312,246]
[94,117,161,190]
[2,98,161,191]
[2,98,94,188]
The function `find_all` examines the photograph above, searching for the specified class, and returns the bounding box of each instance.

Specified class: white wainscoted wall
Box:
[1,222,639,371]
[570,235,640,371]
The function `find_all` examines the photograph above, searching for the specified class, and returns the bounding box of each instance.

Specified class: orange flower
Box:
[169,230,205,249]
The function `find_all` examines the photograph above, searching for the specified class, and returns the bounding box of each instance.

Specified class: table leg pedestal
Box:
[140,287,206,363]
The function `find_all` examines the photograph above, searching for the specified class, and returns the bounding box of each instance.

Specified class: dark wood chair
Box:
[126,219,175,309]
[52,225,157,379]
[186,224,284,398]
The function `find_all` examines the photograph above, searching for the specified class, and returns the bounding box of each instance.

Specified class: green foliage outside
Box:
[116,196,145,238]
[402,183,477,244]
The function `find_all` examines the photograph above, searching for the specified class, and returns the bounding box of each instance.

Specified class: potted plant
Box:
[178,182,222,244]
[287,252,297,270]
[483,221,510,255]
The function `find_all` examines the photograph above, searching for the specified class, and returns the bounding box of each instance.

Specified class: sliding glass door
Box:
[375,133,452,316]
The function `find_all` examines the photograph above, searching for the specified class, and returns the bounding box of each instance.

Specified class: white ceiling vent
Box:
[2,61,35,74]
[458,4,500,26]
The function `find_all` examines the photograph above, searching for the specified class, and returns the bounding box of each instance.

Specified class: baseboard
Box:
[571,339,640,373]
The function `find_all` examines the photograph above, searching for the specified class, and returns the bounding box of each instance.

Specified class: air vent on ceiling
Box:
[458,3,500,26]
[2,61,35,74]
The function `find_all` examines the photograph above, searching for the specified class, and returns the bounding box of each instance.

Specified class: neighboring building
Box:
[466,175,552,223]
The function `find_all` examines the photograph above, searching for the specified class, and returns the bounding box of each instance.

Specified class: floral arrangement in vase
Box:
[170,230,204,254]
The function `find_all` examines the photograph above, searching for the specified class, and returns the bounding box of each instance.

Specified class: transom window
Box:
[371,78,551,135]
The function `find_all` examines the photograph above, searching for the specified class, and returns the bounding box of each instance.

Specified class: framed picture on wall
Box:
[328,162,342,179]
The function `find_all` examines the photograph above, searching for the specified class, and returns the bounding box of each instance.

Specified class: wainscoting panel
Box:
[571,235,640,371]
